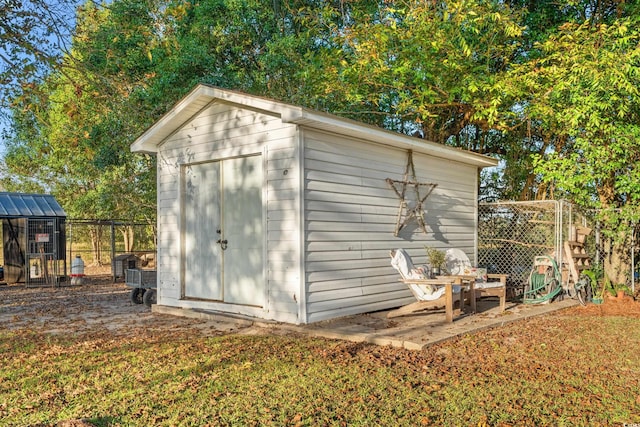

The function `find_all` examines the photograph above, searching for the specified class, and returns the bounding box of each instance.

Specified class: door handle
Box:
[216,239,228,250]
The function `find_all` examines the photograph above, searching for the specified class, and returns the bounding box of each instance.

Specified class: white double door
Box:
[182,155,263,306]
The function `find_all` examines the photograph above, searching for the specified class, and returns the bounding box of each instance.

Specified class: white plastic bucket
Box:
[71,255,85,277]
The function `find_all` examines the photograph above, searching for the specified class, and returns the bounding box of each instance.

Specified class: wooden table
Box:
[437,275,478,313]
[397,278,459,322]
[438,274,509,313]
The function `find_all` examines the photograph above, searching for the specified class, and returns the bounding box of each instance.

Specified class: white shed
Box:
[131,84,498,324]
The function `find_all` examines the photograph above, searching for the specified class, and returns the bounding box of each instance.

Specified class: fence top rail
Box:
[480,200,561,208]
[67,219,156,226]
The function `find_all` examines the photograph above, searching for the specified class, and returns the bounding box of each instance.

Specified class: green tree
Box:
[2,0,346,237]
[507,17,640,284]
[298,0,540,200]
[2,0,158,263]
[306,1,523,144]
[0,0,79,110]
[5,0,640,281]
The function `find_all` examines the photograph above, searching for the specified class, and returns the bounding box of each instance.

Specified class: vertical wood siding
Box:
[303,130,478,323]
[156,102,301,323]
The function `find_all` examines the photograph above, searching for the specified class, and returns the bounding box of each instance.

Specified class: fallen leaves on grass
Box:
[1,284,640,426]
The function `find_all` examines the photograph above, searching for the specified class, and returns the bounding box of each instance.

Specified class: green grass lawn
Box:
[1,312,639,426]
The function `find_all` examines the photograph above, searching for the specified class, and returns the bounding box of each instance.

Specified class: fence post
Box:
[111,221,116,283]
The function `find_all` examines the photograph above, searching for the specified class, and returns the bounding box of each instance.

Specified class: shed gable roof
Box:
[131,84,498,168]
[0,192,66,218]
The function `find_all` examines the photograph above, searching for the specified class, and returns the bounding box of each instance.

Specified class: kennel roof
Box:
[0,192,66,218]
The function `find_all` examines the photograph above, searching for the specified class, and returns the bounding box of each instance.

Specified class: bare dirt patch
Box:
[0,279,252,339]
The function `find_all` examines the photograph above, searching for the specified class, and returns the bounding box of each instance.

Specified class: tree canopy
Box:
[2,0,640,281]
[510,16,640,283]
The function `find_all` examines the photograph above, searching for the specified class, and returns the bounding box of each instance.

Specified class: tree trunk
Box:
[121,225,135,253]
[89,225,103,266]
[602,232,630,287]
[597,177,630,286]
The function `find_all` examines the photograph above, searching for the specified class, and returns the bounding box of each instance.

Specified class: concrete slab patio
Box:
[297,298,579,350]
[155,297,580,351]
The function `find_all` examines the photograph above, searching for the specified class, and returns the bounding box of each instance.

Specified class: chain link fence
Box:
[7,203,636,295]
[478,200,636,299]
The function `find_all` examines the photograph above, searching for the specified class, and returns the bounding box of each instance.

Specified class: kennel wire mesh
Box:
[26,218,64,287]
[477,200,602,297]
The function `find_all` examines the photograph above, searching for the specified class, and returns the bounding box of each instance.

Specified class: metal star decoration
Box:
[386,150,438,237]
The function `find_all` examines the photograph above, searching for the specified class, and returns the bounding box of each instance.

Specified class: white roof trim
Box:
[131,84,498,168]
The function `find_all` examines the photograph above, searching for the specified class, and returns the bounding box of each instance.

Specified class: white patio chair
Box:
[444,248,507,312]
[389,249,462,320]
